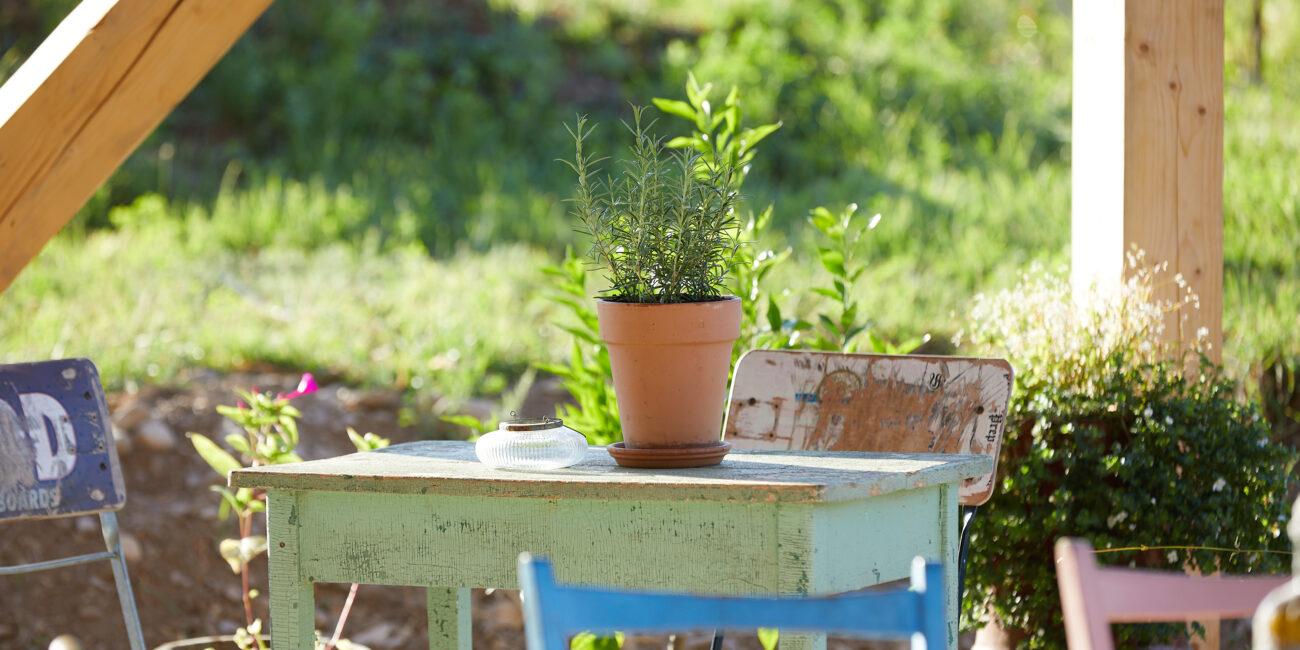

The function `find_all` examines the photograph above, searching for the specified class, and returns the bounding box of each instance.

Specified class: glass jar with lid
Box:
[475,415,588,470]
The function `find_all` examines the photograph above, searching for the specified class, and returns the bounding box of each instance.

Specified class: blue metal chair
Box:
[517,552,946,650]
[0,358,145,649]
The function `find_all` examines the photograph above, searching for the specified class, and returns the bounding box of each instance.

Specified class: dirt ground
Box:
[0,369,806,650]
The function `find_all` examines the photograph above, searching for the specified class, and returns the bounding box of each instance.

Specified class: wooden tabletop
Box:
[231,440,992,505]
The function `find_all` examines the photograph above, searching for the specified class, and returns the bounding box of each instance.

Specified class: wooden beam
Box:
[0,0,273,294]
[1072,0,1225,363]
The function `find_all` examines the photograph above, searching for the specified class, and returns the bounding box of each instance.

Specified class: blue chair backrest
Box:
[0,358,145,649]
[517,553,946,650]
[0,357,126,520]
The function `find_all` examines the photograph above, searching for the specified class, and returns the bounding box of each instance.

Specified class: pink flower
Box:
[282,373,318,401]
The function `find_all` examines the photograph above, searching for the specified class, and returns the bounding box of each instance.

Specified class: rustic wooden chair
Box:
[725,350,1012,588]
[710,349,1012,648]
[0,358,145,649]
[1054,537,1289,650]
[518,552,946,650]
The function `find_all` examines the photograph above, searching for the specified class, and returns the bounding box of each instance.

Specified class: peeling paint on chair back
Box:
[724,350,1013,505]
[0,358,126,521]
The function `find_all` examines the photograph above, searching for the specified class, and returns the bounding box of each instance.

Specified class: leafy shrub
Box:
[957,261,1295,647]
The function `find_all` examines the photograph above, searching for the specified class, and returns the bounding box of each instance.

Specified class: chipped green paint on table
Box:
[230,440,991,650]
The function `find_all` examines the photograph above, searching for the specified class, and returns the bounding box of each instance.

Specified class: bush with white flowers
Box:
[958,256,1295,648]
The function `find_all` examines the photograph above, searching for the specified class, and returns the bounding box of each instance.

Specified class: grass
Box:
[0,214,564,410]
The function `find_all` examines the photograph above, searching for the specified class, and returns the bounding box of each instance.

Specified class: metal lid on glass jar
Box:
[500,415,564,431]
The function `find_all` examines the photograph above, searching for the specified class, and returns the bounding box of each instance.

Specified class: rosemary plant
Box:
[563,106,744,304]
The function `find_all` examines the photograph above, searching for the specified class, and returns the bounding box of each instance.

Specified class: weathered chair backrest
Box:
[1054,537,1289,650]
[0,358,143,648]
[724,350,1013,506]
[517,552,945,650]
[0,357,125,520]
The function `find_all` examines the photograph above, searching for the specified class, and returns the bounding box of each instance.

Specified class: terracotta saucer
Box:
[606,441,731,469]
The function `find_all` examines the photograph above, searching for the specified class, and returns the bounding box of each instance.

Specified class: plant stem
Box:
[238,512,265,649]
[324,582,361,650]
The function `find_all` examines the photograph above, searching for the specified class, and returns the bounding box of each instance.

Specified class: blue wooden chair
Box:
[0,358,145,649]
[517,552,946,650]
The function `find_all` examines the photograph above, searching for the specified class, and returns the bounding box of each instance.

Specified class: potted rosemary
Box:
[563,106,747,468]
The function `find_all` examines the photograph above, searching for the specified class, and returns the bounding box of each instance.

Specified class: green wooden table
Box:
[230,440,991,650]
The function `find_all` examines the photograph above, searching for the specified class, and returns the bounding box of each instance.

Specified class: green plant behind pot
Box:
[562,106,745,304]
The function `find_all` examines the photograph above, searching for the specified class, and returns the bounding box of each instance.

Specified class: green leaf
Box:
[665,136,696,149]
[686,71,704,106]
[279,415,299,446]
[210,486,237,520]
[188,433,242,477]
[215,404,244,419]
[812,287,841,301]
[441,414,493,435]
[346,428,369,452]
[745,122,782,144]
[723,105,739,138]
[651,98,696,121]
[225,434,251,455]
[809,207,835,231]
[766,296,783,333]
[758,628,779,650]
[818,313,841,336]
[818,249,846,278]
[570,632,623,650]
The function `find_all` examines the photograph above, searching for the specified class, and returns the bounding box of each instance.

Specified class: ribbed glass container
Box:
[475,417,588,470]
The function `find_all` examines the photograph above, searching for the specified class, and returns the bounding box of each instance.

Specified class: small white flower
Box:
[1164,416,1174,425]
[1196,326,1209,340]
[1107,511,1129,528]
[1167,550,1179,563]
[1143,407,1153,418]
[1213,477,1227,492]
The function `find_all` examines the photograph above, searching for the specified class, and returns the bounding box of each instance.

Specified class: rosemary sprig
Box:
[562,106,745,304]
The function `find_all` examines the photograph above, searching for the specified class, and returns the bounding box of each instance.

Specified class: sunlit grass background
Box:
[1,0,1296,429]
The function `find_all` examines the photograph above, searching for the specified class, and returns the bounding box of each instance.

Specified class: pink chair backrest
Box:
[1054,537,1290,650]
[723,350,1013,506]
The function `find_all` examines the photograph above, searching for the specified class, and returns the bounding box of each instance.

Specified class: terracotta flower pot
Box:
[597,296,742,468]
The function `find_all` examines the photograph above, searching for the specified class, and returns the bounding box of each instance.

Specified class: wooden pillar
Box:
[0,0,273,294]
[1072,0,1224,363]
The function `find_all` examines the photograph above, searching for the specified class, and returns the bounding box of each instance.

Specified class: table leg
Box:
[776,505,826,650]
[427,587,472,650]
[940,483,960,650]
[268,491,316,649]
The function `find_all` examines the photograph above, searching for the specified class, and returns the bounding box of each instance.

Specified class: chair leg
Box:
[100,511,147,650]
[957,505,979,610]
[710,630,724,650]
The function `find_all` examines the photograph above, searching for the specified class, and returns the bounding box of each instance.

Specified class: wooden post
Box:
[1072,0,1224,363]
[0,0,273,294]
